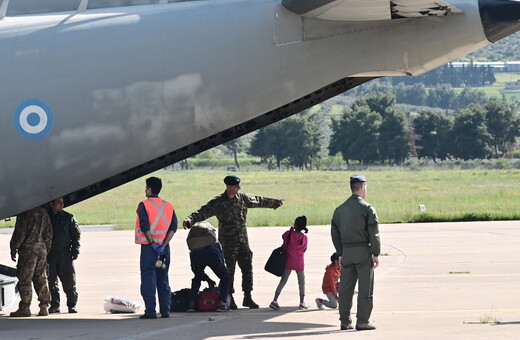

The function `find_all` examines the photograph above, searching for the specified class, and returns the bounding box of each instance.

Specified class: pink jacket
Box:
[282,227,308,271]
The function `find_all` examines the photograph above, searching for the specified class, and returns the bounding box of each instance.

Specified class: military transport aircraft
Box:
[0,0,519,219]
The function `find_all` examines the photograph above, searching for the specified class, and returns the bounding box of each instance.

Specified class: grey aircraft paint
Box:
[0,0,519,219]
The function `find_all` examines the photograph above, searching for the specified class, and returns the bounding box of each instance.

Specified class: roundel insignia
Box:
[14,99,54,140]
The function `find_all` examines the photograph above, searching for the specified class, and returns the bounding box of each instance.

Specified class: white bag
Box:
[104,296,141,313]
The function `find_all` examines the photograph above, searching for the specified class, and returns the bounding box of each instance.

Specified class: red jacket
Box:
[322,263,340,297]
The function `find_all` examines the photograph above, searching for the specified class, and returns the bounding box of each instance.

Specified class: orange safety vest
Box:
[135,197,174,245]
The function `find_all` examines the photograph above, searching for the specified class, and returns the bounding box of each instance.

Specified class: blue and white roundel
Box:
[14,99,54,140]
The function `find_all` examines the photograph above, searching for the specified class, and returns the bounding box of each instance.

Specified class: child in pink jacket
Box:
[269,216,309,311]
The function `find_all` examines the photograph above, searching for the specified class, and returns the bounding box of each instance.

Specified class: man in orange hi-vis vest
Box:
[135,177,177,319]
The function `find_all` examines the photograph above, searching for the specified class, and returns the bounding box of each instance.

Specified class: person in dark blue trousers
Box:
[135,177,178,319]
[188,242,230,312]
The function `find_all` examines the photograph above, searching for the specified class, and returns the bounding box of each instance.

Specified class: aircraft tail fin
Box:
[281,0,463,22]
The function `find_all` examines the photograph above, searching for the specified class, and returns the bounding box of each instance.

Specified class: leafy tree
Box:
[249,123,288,169]
[455,88,488,109]
[450,104,493,160]
[223,138,246,169]
[413,110,453,161]
[276,114,322,169]
[249,114,322,169]
[329,105,381,164]
[377,107,411,164]
[484,100,520,158]
[426,84,457,111]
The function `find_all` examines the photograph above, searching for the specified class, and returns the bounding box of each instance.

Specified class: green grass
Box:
[1,169,519,228]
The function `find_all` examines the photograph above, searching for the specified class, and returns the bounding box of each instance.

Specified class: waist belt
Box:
[344,242,369,247]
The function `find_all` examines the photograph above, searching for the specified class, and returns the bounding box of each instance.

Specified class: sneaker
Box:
[161,314,170,318]
[139,314,157,319]
[356,322,376,331]
[340,323,354,330]
[269,300,280,310]
[48,306,60,314]
[216,304,230,312]
[298,303,309,310]
[68,307,78,314]
[315,298,324,310]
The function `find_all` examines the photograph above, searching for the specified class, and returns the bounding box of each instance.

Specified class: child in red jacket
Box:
[315,253,340,309]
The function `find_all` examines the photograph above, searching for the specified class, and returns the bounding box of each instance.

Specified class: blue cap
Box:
[350,174,367,185]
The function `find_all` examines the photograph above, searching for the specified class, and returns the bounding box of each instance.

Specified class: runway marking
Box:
[385,273,520,278]
[375,308,520,314]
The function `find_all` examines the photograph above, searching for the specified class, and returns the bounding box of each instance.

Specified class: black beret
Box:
[224,175,241,186]
[350,174,367,185]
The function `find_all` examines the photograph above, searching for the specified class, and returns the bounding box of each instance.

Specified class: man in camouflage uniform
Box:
[46,197,81,314]
[9,207,53,317]
[331,174,380,331]
[183,175,283,309]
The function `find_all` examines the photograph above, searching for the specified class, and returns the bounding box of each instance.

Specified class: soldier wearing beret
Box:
[331,174,380,331]
[183,175,283,309]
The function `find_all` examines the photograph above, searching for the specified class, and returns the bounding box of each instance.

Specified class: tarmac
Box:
[1,220,519,339]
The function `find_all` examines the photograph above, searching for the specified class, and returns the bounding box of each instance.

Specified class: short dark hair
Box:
[294,215,308,233]
[146,177,162,195]
[330,252,340,263]
[350,181,365,192]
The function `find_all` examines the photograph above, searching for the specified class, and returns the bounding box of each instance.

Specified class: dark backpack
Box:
[187,221,217,251]
[170,288,192,312]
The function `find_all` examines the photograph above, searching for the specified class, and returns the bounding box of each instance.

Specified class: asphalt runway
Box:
[1,221,519,339]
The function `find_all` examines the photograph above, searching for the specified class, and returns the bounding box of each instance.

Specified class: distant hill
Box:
[461,32,520,61]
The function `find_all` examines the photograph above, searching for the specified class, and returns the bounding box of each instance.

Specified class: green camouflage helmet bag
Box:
[187,221,217,251]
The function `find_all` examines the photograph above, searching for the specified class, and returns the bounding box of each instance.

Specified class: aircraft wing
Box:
[281,0,463,21]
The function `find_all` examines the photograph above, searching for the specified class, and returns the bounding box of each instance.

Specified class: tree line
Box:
[351,81,491,110]
[391,63,496,87]
[223,93,519,169]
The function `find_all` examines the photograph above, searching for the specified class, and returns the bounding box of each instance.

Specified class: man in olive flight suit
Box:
[183,175,283,309]
[331,174,380,331]
[10,207,53,317]
[46,197,81,314]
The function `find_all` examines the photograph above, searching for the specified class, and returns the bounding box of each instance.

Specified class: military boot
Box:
[356,322,376,331]
[242,292,259,309]
[10,308,31,317]
[38,306,49,316]
[228,294,238,310]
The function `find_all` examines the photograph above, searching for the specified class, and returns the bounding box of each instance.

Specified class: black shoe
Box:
[242,295,259,309]
[161,314,169,318]
[68,307,78,314]
[48,306,60,314]
[229,295,238,310]
[356,323,376,330]
[340,323,353,330]
[139,314,157,319]
[216,304,230,312]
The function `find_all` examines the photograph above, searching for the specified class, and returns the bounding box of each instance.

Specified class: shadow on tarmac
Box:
[0,307,338,339]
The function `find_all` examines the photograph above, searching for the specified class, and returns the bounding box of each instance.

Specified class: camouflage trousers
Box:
[219,238,253,294]
[17,248,51,309]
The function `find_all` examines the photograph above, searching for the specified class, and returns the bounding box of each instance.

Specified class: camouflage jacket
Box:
[187,191,282,239]
[10,207,52,254]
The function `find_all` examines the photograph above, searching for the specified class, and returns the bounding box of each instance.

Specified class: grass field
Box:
[2,169,519,228]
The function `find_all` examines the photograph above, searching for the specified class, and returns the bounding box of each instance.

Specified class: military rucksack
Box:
[187,221,217,251]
